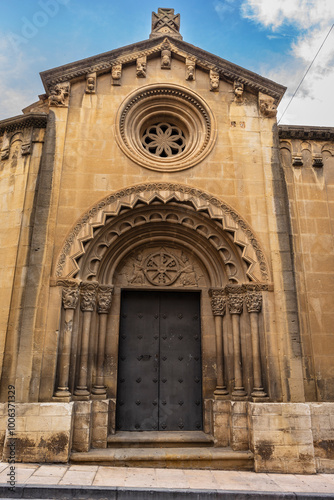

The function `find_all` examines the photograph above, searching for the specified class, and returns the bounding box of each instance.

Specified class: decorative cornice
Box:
[40,36,286,102]
[279,125,334,141]
[0,113,48,136]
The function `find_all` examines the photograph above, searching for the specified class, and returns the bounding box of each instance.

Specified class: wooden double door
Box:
[116,291,202,431]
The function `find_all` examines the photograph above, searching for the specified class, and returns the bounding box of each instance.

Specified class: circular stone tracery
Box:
[115,84,217,172]
[142,123,186,157]
[144,250,181,285]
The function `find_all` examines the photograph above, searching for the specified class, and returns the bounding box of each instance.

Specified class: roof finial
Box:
[150,8,183,40]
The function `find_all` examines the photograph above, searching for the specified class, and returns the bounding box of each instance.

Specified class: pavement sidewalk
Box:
[0,463,334,498]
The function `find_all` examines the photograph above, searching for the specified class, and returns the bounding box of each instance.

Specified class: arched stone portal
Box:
[50,184,273,434]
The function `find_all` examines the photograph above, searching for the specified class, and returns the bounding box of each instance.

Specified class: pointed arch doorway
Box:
[116,290,202,432]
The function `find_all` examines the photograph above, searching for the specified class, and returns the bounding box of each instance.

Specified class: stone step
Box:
[107,431,215,448]
[70,446,254,470]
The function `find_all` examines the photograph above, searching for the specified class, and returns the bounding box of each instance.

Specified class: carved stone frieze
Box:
[136,56,147,77]
[245,291,262,313]
[48,83,70,107]
[259,92,277,118]
[124,247,200,287]
[111,64,122,85]
[209,288,226,316]
[80,282,98,312]
[210,70,220,91]
[97,285,114,314]
[85,72,96,94]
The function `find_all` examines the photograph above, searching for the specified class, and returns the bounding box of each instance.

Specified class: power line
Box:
[278,23,334,124]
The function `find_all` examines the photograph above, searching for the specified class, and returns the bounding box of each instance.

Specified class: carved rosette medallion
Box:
[209,289,226,316]
[228,293,244,315]
[97,285,114,314]
[245,292,262,313]
[144,250,180,285]
[80,282,98,312]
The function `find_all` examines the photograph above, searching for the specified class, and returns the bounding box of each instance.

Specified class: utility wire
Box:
[278,23,334,124]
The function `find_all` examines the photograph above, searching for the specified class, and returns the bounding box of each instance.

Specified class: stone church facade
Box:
[0,9,333,473]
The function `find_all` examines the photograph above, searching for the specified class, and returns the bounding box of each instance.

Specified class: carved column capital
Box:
[80,282,98,312]
[246,291,262,313]
[209,288,226,316]
[228,293,244,315]
[97,285,114,314]
[57,279,80,310]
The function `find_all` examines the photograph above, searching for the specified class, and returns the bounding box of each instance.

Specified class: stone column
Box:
[54,280,80,399]
[228,291,247,397]
[74,282,98,397]
[92,285,114,397]
[246,290,267,398]
[209,289,228,396]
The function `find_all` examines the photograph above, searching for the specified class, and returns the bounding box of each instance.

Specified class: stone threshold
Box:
[107,430,215,448]
[70,446,254,470]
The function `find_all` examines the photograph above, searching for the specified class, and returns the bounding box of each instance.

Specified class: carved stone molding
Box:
[136,56,147,78]
[48,83,70,107]
[97,285,114,314]
[80,282,98,312]
[245,291,262,313]
[259,92,277,118]
[55,183,271,283]
[210,70,219,92]
[111,64,122,85]
[228,293,244,315]
[85,72,96,94]
[209,288,226,316]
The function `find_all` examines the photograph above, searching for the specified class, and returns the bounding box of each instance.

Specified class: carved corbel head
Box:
[136,56,147,78]
[111,63,122,85]
[259,92,277,118]
[210,70,220,91]
[186,59,195,81]
[161,49,171,69]
[85,72,96,94]
[233,81,244,102]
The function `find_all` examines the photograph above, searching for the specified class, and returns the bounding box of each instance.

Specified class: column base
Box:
[54,388,71,399]
[251,388,267,398]
[91,386,107,398]
[232,388,247,398]
[74,387,90,398]
[214,386,229,399]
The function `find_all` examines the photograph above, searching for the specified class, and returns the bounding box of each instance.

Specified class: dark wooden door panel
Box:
[159,292,202,431]
[116,291,160,430]
[116,291,202,431]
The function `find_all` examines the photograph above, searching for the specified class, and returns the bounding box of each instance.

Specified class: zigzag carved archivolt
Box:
[55,184,270,282]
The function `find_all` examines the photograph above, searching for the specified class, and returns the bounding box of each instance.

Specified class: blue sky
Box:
[0,0,333,125]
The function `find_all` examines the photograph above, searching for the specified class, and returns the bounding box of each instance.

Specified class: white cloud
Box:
[240,0,334,125]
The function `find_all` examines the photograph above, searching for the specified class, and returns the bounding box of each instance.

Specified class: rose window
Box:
[142,123,186,157]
